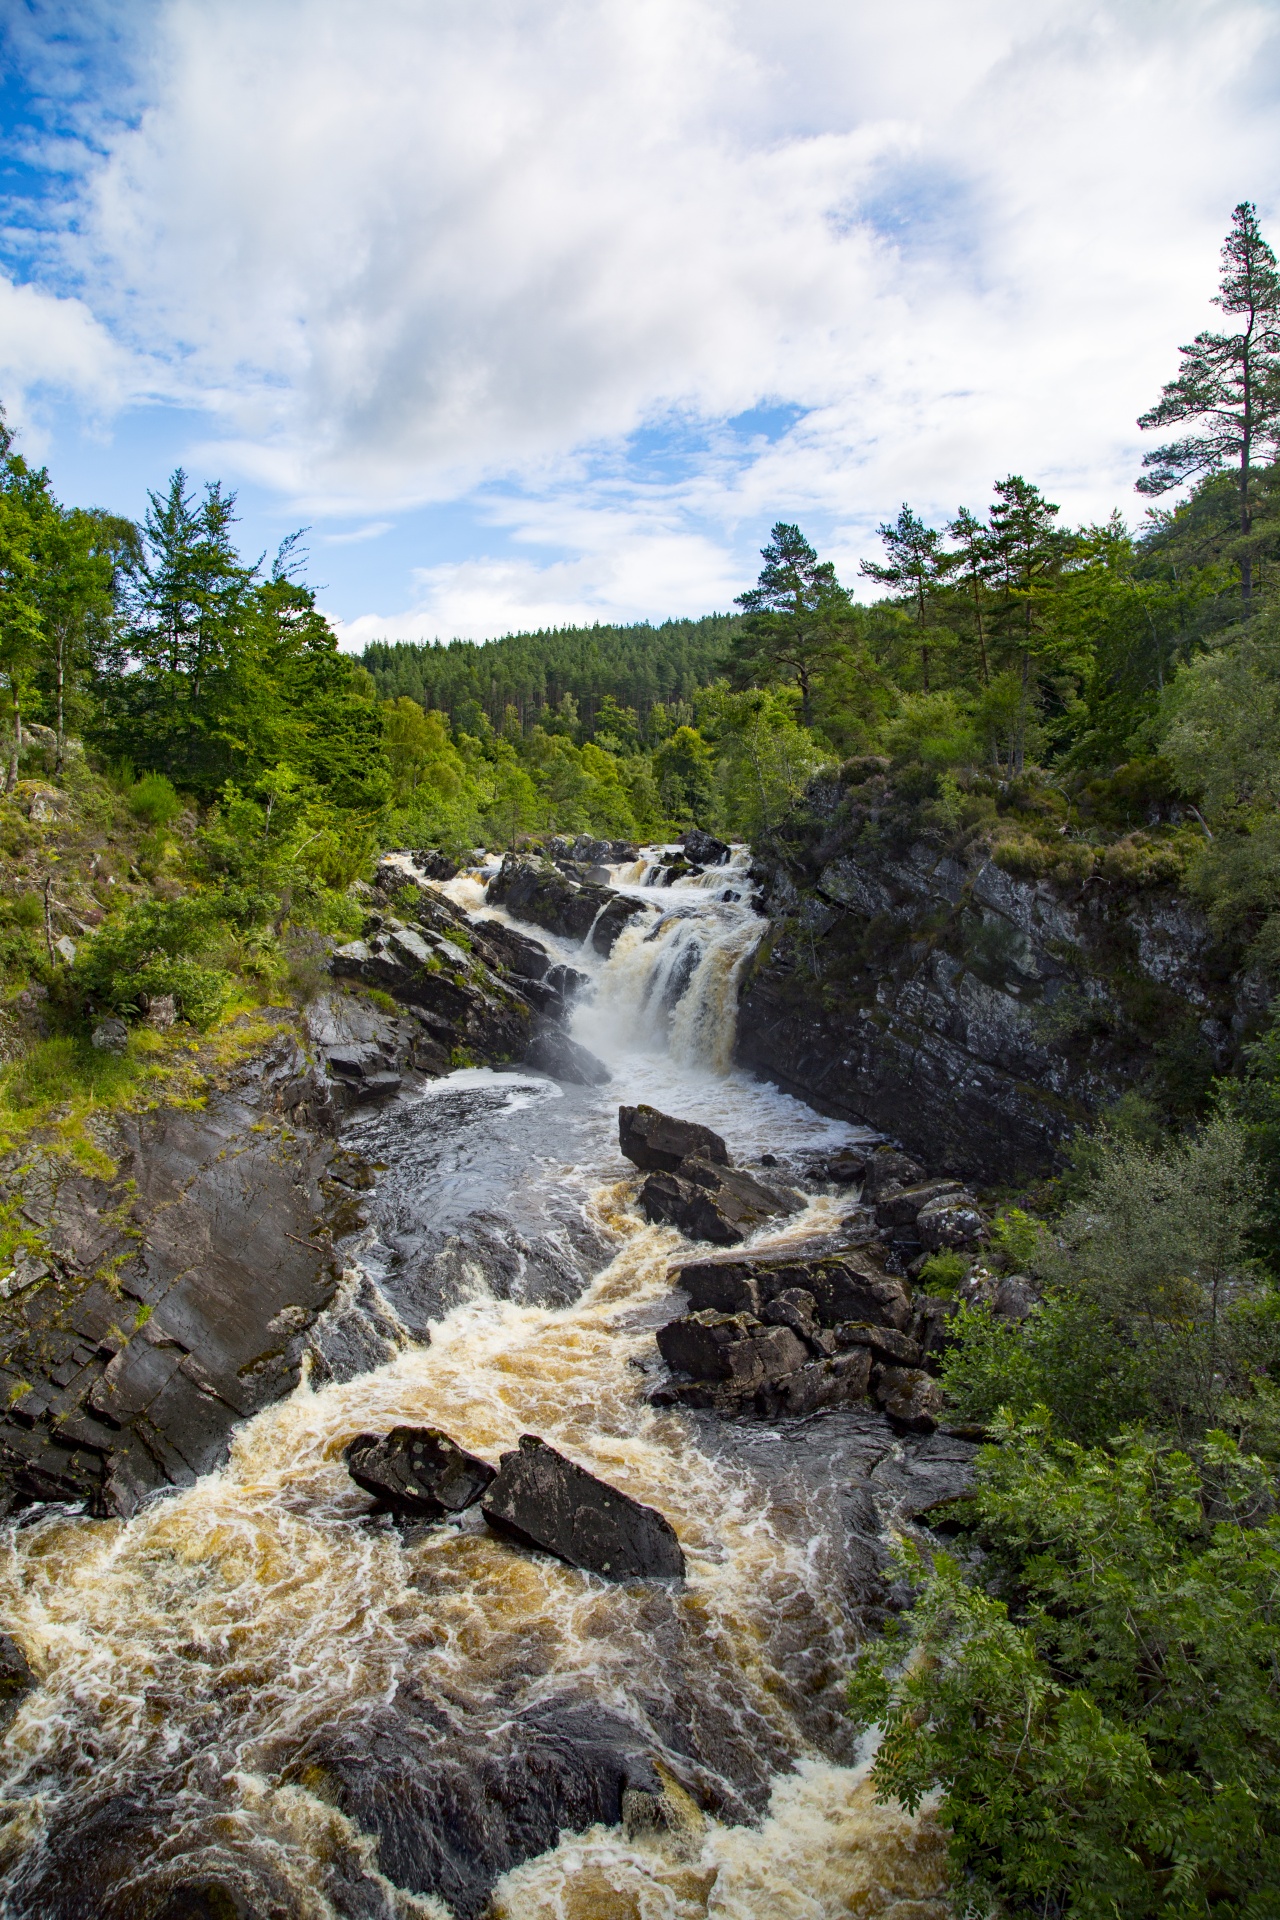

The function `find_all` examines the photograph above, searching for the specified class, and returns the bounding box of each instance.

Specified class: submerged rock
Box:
[618,1102,729,1173]
[482,1433,685,1580]
[344,1426,495,1517]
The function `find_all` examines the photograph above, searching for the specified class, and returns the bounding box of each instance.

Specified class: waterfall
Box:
[0,844,949,1920]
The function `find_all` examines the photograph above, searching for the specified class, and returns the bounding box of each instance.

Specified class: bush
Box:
[849,1427,1280,1919]
[129,772,183,829]
[916,1249,968,1295]
[73,897,232,1028]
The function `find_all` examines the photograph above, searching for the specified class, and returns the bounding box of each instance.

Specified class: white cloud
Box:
[11,0,1280,628]
[320,520,393,546]
[0,270,138,442]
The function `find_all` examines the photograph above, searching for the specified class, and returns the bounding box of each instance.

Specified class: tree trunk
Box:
[54,625,66,776]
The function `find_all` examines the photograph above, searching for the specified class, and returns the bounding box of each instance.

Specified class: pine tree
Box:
[859,505,949,691]
[732,523,851,725]
[1138,202,1280,604]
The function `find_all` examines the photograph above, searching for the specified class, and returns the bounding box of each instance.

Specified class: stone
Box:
[91,1016,129,1053]
[834,1321,923,1367]
[344,1426,495,1517]
[916,1193,985,1251]
[487,854,646,953]
[794,1255,913,1331]
[412,848,461,881]
[54,934,77,966]
[875,1179,965,1233]
[589,891,650,955]
[0,1631,34,1728]
[860,1150,927,1200]
[671,1259,762,1315]
[824,1147,870,1186]
[873,1365,945,1433]
[472,916,551,981]
[638,1160,797,1245]
[618,1103,729,1173]
[142,992,178,1031]
[761,1287,822,1344]
[656,1310,808,1386]
[681,828,730,867]
[758,1347,872,1416]
[991,1272,1036,1319]
[482,1434,684,1580]
[524,1024,610,1086]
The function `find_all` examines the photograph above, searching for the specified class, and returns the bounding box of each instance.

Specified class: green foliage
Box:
[850,1426,1280,1918]
[72,896,232,1028]
[916,1249,968,1295]
[129,771,182,828]
[2,1034,137,1113]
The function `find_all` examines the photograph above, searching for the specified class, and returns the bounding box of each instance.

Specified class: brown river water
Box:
[0,852,950,1919]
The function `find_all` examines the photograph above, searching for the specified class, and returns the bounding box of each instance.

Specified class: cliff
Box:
[736,764,1263,1183]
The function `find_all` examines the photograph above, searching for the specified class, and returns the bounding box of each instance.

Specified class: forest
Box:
[0,202,1278,1914]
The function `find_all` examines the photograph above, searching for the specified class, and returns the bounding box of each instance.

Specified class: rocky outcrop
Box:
[681,828,730,867]
[0,1026,359,1518]
[0,1631,34,1730]
[488,853,650,953]
[737,769,1256,1180]
[481,1433,686,1579]
[638,1160,800,1244]
[344,1425,495,1517]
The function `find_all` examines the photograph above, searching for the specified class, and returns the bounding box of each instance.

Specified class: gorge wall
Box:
[735,770,1266,1183]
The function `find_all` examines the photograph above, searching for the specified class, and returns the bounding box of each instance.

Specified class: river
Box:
[0,849,951,1919]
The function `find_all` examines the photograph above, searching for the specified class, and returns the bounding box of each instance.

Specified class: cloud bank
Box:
[4,0,1280,636]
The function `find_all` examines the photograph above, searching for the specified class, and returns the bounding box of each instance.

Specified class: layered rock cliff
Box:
[736,766,1263,1182]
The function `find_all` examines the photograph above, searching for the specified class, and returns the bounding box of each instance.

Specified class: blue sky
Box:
[2,0,1279,646]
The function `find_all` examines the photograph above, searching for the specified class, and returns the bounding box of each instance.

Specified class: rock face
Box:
[0,1027,357,1518]
[638,1160,799,1245]
[344,1425,495,1517]
[618,1103,729,1173]
[736,768,1257,1180]
[487,853,649,953]
[481,1433,685,1580]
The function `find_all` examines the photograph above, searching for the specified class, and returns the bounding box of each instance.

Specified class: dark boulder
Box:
[618,1103,729,1173]
[916,1192,986,1251]
[760,1287,825,1348]
[672,1259,762,1315]
[332,922,533,1065]
[471,915,552,981]
[525,1024,610,1086]
[656,1311,808,1387]
[860,1150,927,1200]
[873,1365,945,1433]
[344,1426,495,1518]
[757,1348,872,1417]
[681,829,730,867]
[487,855,646,954]
[834,1322,923,1367]
[638,1160,798,1245]
[411,848,460,881]
[874,1179,965,1233]
[589,891,649,955]
[0,1632,34,1728]
[823,1147,871,1186]
[482,1433,684,1580]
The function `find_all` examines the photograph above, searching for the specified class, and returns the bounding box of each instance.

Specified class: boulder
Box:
[331,918,533,1065]
[412,848,461,881]
[875,1179,966,1233]
[916,1192,985,1251]
[757,1348,872,1417]
[618,1103,729,1173]
[860,1150,927,1200]
[873,1365,945,1433]
[672,1259,762,1315]
[656,1311,808,1386]
[638,1159,797,1245]
[0,1632,34,1728]
[823,1147,871,1186]
[791,1254,913,1331]
[482,1434,684,1580]
[487,854,646,953]
[681,828,730,867]
[589,891,649,955]
[524,1024,610,1086]
[344,1426,495,1518]
[91,1016,128,1053]
[760,1287,823,1347]
[833,1322,923,1367]
[472,916,551,981]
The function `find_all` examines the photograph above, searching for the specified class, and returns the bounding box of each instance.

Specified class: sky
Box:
[0,0,1278,648]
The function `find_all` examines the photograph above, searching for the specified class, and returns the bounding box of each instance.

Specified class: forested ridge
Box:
[0,202,1280,1915]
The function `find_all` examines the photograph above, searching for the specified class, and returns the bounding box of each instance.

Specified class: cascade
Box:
[0,847,950,1920]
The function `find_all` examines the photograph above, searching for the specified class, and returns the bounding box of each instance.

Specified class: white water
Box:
[0,848,950,1919]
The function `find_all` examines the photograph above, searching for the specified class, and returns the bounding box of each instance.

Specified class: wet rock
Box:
[872,1365,945,1433]
[0,1631,34,1728]
[91,1016,128,1053]
[618,1103,729,1173]
[758,1348,872,1417]
[638,1159,798,1245]
[471,915,552,980]
[656,1311,808,1387]
[824,1147,870,1186]
[150,1883,264,1920]
[874,1179,965,1233]
[671,1258,763,1315]
[834,1322,923,1367]
[298,1693,663,1920]
[410,847,461,881]
[860,1149,926,1200]
[332,915,533,1066]
[525,1023,610,1085]
[760,1287,823,1346]
[306,989,421,1100]
[682,828,730,867]
[916,1192,985,1251]
[344,1425,495,1517]
[482,1433,685,1580]
[488,854,647,954]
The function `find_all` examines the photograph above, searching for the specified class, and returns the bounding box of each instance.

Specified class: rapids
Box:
[0,849,951,1919]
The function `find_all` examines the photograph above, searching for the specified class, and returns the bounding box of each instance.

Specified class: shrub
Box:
[129,772,183,829]
[73,897,232,1029]
[917,1249,968,1295]
[849,1427,1280,1919]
